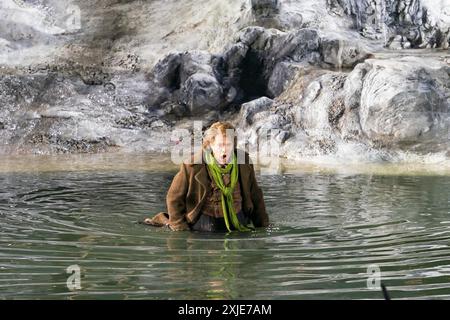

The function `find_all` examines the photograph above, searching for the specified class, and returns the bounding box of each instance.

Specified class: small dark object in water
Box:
[381,283,390,300]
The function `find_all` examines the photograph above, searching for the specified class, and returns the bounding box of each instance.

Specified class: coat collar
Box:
[194,164,210,193]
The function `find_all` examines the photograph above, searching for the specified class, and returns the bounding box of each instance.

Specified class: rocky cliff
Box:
[0,0,449,161]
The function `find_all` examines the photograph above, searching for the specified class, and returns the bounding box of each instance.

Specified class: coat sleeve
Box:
[249,164,269,228]
[166,163,190,231]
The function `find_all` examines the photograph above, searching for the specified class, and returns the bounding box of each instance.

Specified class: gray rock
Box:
[148,50,226,114]
[251,0,280,14]
[223,43,249,70]
[238,96,274,127]
[267,61,305,97]
[239,56,449,158]
[221,26,364,101]
[268,28,320,63]
[179,51,214,84]
[148,25,324,111]
[327,0,450,49]
[320,38,374,69]
[0,70,172,154]
[150,52,182,90]
[295,73,347,137]
[238,26,267,46]
[340,57,450,150]
[180,73,223,115]
[1,0,449,160]
[250,0,281,29]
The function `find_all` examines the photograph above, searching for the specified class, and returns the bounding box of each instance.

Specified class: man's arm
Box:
[249,164,269,228]
[166,163,190,231]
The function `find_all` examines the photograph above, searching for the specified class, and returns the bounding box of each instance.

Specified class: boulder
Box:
[340,57,450,151]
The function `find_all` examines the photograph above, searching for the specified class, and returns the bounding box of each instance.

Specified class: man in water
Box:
[144,121,269,232]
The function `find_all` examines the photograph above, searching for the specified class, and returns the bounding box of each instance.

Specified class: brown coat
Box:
[146,149,269,231]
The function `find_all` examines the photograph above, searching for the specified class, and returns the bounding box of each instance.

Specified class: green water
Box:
[0,154,449,299]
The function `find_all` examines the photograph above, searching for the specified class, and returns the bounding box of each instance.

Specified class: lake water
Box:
[0,153,449,299]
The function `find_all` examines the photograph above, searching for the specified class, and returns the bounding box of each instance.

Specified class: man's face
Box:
[210,133,234,166]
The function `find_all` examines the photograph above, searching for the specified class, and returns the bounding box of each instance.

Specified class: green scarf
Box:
[205,150,254,232]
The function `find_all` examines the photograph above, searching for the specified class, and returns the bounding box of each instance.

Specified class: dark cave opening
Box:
[238,49,268,103]
[168,64,181,92]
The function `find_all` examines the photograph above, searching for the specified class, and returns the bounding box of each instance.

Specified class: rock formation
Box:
[0,0,449,160]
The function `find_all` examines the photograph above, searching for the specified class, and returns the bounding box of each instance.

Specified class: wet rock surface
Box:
[0,0,449,159]
[327,0,450,49]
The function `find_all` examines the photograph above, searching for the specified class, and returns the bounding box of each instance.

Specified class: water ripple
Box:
[0,170,449,299]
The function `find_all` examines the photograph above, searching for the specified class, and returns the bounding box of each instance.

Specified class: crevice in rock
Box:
[168,64,181,92]
[238,49,269,103]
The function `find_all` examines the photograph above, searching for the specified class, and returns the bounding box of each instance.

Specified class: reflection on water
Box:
[0,154,449,299]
